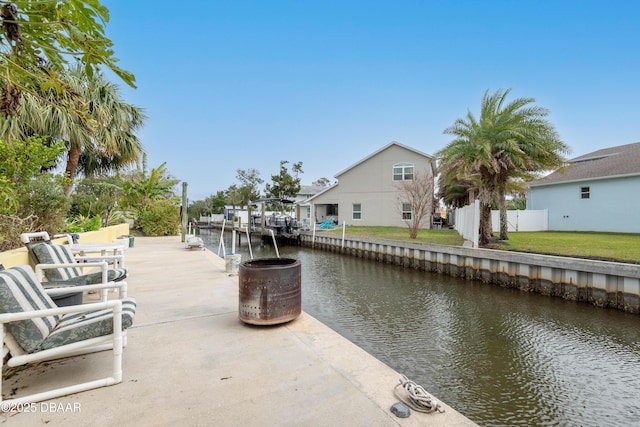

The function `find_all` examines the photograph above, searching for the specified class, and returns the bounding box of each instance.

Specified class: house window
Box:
[402,203,412,220]
[393,163,414,181]
[580,186,590,199]
[352,203,362,220]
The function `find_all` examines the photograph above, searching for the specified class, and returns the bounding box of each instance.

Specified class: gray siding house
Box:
[308,141,436,227]
[528,142,640,233]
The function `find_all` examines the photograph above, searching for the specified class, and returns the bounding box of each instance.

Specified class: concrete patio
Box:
[2,236,476,426]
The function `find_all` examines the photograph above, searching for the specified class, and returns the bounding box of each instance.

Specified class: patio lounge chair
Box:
[0,265,136,405]
[0,263,87,307]
[20,232,128,287]
[21,231,127,269]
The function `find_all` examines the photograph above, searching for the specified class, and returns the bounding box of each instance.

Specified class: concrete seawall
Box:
[301,233,640,314]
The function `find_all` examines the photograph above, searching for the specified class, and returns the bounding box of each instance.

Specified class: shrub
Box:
[65,215,102,233]
[0,138,69,250]
[0,214,37,252]
[17,174,71,237]
[136,199,180,236]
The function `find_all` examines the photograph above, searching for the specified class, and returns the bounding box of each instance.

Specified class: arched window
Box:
[393,162,414,181]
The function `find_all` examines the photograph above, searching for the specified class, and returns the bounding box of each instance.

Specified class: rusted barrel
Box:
[238,257,301,325]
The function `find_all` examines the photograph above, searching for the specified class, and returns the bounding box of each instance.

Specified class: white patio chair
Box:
[0,265,136,405]
[21,231,127,269]
[20,232,128,298]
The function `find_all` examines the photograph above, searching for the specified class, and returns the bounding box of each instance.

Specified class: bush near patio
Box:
[136,199,181,237]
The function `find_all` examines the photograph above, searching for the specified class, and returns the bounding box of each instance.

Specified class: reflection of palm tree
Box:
[439,89,568,244]
[0,64,145,196]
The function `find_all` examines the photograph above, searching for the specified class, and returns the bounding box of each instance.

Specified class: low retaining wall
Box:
[301,233,640,314]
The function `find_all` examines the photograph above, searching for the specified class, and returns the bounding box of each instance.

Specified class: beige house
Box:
[308,141,436,227]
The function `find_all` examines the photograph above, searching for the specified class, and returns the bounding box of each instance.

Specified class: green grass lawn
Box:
[325,225,464,246]
[490,231,640,263]
[323,226,640,263]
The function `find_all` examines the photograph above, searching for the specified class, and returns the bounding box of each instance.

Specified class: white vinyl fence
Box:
[453,200,480,248]
[453,204,548,248]
[199,214,225,223]
[491,209,548,232]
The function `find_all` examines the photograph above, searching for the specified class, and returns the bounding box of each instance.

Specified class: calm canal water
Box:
[202,229,640,426]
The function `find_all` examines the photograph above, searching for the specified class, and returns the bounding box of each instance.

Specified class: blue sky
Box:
[102,0,639,201]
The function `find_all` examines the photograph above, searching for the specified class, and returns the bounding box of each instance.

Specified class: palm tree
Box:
[0,64,145,196]
[439,89,569,245]
[0,1,136,116]
[120,158,179,210]
[437,167,473,209]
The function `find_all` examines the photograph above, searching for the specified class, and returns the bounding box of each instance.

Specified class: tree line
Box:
[188,161,335,220]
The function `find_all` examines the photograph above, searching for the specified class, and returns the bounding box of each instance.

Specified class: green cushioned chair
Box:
[0,265,136,405]
[31,242,128,285]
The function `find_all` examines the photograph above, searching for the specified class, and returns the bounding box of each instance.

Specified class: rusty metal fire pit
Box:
[238,257,301,325]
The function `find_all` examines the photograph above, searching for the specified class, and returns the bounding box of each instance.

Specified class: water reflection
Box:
[203,230,640,426]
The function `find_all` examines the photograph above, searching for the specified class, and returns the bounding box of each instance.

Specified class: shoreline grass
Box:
[325,226,640,264]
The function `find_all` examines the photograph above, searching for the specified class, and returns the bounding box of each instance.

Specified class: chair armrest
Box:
[74,254,125,268]
[35,261,108,283]
[68,244,126,256]
[0,299,122,323]
[43,280,126,296]
[74,255,124,262]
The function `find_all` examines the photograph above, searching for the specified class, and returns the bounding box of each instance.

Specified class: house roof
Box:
[304,183,339,203]
[334,141,434,178]
[530,142,640,187]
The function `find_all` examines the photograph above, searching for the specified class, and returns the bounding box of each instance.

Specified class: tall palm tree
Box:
[439,89,569,245]
[0,64,145,196]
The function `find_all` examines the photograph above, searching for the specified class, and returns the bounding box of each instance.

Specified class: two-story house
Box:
[308,141,436,227]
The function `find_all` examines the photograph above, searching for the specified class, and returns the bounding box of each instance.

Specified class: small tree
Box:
[264,160,303,211]
[226,184,242,219]
[210,191,227,214]
[395,170,434,239]
[187,199,210,220]
[236,168,263,208]
[71,176,124,227]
